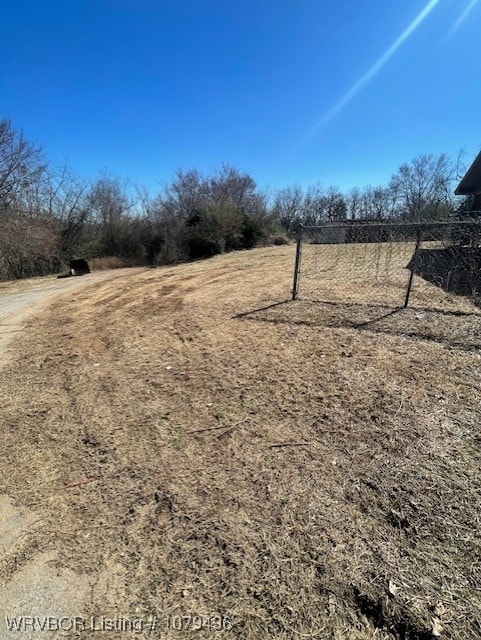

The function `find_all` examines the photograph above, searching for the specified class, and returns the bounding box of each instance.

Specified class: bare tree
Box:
[389,153,457,221]
[0,118,48,216]
[356,185,397,220]
[87,176,136,256]
[301,183,325,225]
[41,163,90,256]
[322,186,347,221]
[346,186,361,220]
[271,185,304,231]
[159,168,208,221]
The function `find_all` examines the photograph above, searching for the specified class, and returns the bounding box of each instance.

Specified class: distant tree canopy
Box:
[272,153,462,232]
[148,165,273,262]
[0,116,470,281]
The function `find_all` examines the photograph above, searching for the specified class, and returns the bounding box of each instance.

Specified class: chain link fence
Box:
[292,221,481,311]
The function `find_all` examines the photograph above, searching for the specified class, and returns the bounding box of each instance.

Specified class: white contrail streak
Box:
[307,0,442,138]
[448,0,479,38]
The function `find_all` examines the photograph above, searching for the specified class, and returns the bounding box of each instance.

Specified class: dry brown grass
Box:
[0,274,55,295]
[1,246,480,639]
[88,256,142,270]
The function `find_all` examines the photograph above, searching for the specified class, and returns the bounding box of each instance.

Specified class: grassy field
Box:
[1,245,480,639]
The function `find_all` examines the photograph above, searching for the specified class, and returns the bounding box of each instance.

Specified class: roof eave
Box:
[455,151,481,196]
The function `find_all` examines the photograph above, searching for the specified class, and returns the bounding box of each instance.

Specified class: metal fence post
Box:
[292,224,303,301]
[404,228,422,308]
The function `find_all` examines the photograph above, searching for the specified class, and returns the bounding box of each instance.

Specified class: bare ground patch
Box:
[0,247,480,638]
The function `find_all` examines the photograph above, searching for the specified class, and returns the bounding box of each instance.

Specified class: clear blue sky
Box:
[1,0,480,193]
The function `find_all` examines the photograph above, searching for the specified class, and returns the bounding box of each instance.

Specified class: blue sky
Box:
[1,0,480,193]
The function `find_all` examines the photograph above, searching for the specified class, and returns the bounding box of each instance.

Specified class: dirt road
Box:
[0,269,144,363]
[0,269,145,639]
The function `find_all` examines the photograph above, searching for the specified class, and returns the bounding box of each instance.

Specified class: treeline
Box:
[272,153,466,232]
[0,117,468,280]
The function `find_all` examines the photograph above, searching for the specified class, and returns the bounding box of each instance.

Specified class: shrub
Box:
[89,256,142,270]
[270,235,291,246]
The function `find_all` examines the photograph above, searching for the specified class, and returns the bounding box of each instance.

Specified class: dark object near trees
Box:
[69,258,90,275]
[57,258,91,278]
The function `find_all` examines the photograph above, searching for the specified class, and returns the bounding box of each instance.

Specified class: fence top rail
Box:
[302,219,481,230]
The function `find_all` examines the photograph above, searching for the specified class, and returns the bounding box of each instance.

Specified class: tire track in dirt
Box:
[0,269,145,364]
[0,269,145,639]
